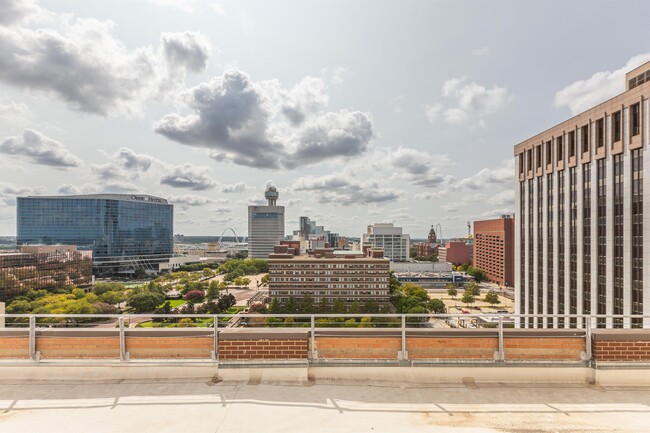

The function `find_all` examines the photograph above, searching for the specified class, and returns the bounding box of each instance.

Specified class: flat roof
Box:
[21,194,169,204]
[1,379,650,432]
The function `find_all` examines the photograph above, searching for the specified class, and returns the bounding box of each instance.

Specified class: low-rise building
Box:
[439,241,473,266]
[268,246,390,305]
[362,223,410,262]
[0,245,92,300]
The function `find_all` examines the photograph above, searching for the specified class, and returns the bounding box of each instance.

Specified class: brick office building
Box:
[268,246,390,305]
[473,215,515,287]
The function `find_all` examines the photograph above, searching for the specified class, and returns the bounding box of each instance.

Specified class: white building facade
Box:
[362,223,410,262]
[248,187,285,259]
[514,62,650,329]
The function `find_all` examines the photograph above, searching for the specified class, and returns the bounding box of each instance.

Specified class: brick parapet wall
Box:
[218,339,308,360]
[592,330,650,361]
[0,336,29,358]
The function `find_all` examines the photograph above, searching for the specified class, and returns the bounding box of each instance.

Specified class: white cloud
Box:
[292,173,401,206]
[160,163,217,190]
[427,77,511,126]
[0,182,42,205]
[0,129,81,167]
[155,68,374,169]
[168,194,214,206]
[93,147,157,180]
[456,159,514,190]
[555,53,650,115]
[0,3,212,116]
[56,182,141,195]
[221,182,247,193]
[140,0,224,14]
[0,100,29,124]
[471,47,490,57]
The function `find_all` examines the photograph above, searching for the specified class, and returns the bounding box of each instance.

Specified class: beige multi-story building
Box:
[248,187,285,259]
[268,246,390,304]
[514,61,650,329]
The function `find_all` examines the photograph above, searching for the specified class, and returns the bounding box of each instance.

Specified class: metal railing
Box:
[1,313,649,363]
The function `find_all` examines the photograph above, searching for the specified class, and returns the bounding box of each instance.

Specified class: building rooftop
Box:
[21,194,169,204]
[1,378,649,433]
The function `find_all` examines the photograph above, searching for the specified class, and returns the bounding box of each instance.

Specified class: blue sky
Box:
[0,0,649,238]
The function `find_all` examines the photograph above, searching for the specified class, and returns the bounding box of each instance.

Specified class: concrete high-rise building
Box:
[17,194,173,275]
[362,223,410,262]
[514,61,650,329]
[248,187,285,259]
[474,215,515,287]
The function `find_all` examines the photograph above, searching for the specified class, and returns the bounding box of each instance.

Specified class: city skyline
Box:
[1,0,649,238]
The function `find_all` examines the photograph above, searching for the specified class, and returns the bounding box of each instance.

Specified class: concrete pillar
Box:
[623,107,632,329]
[542,173,549,329]
[606,114,614,328]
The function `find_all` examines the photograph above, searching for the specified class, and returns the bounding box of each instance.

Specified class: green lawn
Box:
[158,300,186,308]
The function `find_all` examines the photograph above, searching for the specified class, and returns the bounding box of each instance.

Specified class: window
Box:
[596,118,604,148]
[569,131,576,158]
[632,103,641,137]
[557,135,564,162]
[546,140,552,166]
[527,149,532,171]
[581,125,589,153]
[612,111,621,143]
[536,146,542,169]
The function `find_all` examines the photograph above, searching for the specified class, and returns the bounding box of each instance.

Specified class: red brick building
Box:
[473,215,515,286]
[439,241,472,266]
[414,226,438,257]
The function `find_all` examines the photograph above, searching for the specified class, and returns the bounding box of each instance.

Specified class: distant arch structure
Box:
[218,228,242,245]
[435,224,443,244]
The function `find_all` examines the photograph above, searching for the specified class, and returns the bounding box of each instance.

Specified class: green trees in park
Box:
[446,283,458,299]
[483,290,501,305]
[428,298,447,314]
[461,289,476,307]
[128,289,165,313]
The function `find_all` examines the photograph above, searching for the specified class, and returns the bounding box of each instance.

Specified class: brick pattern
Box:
[128,337,213,359]
[37,337,120,359]
[316,337,401,359]
[0,337,29,358]
[593,340,650,361]
[407,337,498,360]
[218,339,308,360]
[504,337,584,360]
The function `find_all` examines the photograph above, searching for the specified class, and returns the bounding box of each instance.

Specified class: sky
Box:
[0,0,649,239]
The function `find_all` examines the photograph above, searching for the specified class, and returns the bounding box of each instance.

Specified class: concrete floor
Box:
[1,379,650,432]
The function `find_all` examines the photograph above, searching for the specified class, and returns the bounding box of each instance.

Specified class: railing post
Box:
[582,316,592,362]
[212,315,219,361]
[495,316,505,361]
[398,315,408,361]
[310,314,318,360]
[119,316,129,361]
[29,315,40,361]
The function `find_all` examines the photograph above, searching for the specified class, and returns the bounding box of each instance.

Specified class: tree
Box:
[178,318,194,327]
[284,317,295,326]
[128,291,165,313]
[428,298,447,314]
[184,290,206,303]
[332,298,346,314]
[298,295,315,314]
[133,268,147,279]
[216,293,236,312]
[206,281,220,301]
[71,288,85,299]
[484,290,501,305]
[389,271,402,294]
[466,282,481,296]
[359,317,373,328]
[344,318,357,327]
[317,297,330,314]
[446,284,457,299]
[99,290,125,305]
[349,301,361,315]
[268,297,282,314]
[461,290,476,307]
[284,297,298,314]
[260,274,269,287]
[363,300,379,314]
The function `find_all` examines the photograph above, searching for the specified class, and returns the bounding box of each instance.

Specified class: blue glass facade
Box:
[17,194,173,273]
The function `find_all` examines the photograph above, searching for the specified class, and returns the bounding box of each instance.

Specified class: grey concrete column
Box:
[623,107,632,329]
[606,114,614,328]
[532,175,539,328]
[576,147,584,328]
[542,173,549,328]
[552,166,560,328]
[590,121,599,329]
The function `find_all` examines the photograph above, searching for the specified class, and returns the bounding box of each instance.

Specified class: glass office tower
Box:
[17,194,173,275]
